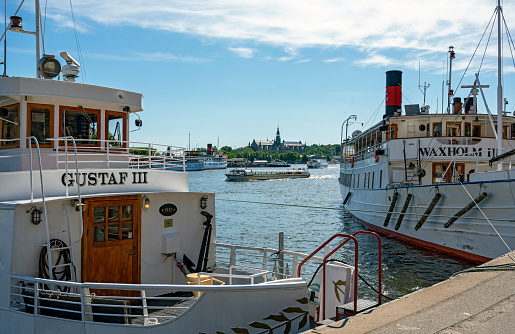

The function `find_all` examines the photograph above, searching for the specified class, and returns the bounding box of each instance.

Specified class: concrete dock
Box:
[308,250,515,334]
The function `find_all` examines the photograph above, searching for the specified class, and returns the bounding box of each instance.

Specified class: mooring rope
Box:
[458,182,514,261]
[217,198,515,223]
[217,198,345,211]
[451,263,515,277]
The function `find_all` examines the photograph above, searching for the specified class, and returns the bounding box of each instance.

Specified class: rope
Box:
[217,198,515,223]
[218,198,344,211]
[68,0,87,82]
[458,182,513,257]
[451,263,515,277]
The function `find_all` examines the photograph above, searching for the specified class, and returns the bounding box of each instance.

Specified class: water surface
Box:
[189,165,474,299]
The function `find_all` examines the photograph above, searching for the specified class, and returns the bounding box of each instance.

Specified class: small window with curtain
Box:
[464,122,471,136]
[28,103,54,147]
[0,103,20,148]
[60,106,99,146]
[433,122,442,137]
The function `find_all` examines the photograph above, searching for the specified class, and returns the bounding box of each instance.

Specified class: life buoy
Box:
[374,150,379,162]
[351,157,354,168]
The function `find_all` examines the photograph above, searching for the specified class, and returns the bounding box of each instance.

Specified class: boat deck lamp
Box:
[143,195,150,210]
[200,195,208,209]
[27,206,42,225]
[9,16,22,32]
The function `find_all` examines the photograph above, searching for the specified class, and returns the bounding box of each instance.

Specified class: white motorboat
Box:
[307,158,328,169]
[339,1,515,263]
[226,168,310,181]
[0,2,368,332]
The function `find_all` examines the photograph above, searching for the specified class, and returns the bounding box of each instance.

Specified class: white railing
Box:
[0,138,186,173]
[215,243,324,280]
[9,244,320,325]
[10,275,198,325]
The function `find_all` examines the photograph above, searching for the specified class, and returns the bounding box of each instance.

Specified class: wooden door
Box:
[83,195,141,296]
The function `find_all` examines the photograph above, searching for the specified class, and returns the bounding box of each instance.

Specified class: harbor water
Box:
[189,165,474,300]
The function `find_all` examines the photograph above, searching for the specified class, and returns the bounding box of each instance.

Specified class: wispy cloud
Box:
[324,58,345,63]
[228,47,255,58]
[91,51,211,63]
[42,0,512,70]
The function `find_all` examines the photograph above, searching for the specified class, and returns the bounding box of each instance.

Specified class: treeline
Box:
[218,144,341,163]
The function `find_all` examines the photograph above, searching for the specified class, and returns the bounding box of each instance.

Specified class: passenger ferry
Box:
[0,2,370,332]
[226,168,310,181]
[339,3,515,263]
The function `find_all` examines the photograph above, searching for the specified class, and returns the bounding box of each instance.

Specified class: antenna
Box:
[418,61,430,106]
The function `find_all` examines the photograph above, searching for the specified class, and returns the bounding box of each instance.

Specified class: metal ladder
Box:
[42,205,78,282]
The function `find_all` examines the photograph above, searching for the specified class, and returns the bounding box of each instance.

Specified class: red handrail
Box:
[297,231,382,320]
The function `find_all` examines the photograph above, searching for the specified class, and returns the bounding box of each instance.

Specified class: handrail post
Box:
[29,140,33,202]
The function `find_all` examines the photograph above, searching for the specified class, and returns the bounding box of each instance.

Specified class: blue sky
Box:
[3,0,515,149]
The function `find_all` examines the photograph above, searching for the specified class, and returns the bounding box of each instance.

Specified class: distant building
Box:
[250,127,306,153]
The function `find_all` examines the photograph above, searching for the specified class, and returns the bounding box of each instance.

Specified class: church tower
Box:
[274,126,281,146]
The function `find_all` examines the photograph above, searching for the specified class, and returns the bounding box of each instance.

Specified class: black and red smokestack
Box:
[385,70,402,118]
[207,144,213,156]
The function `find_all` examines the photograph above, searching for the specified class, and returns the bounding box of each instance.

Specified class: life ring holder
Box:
[374,150,380,163]
[351,157,354,168]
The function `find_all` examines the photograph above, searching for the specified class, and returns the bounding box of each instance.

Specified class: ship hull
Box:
[339,178,515,263]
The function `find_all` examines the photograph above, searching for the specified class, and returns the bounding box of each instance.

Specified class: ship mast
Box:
[496,0,503,170]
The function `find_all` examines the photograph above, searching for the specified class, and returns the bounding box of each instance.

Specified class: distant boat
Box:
[307,158,328,169]
[226,168,310,181]
[268,161,290,167]
[202,155,227,170]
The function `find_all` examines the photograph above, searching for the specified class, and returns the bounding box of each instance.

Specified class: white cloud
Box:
[295,59,311,64]
[93,51,210,63]
[42,0,513,70]
[279,56,294,62]
[324,58,345,63]
[228,47,255,58]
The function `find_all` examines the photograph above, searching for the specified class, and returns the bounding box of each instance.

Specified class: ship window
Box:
[433,163,464,184]
[0,103,20,149]
[27,103,54,147]
[106,111,127,148]
[472,124,481,137]
[426,123,430,137]
[357,174,360,188]
[60,106,100,145]
[446,122,461,136]
[464,122,471,136]
[379,170,383,188]
[371,171,375,188]
[385,124,397,140]
[433,122,442,137]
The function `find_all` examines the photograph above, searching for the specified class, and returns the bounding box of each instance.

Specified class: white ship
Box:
[339,2,515,263]
[202,155,227,170]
